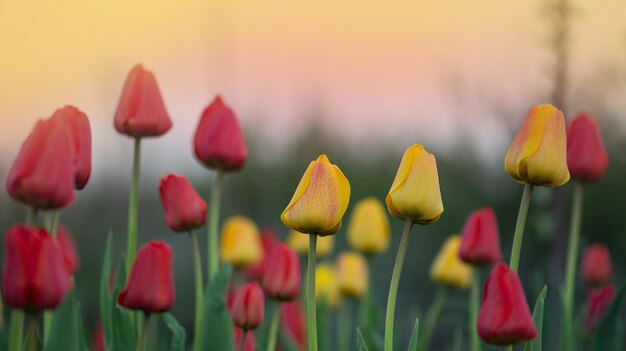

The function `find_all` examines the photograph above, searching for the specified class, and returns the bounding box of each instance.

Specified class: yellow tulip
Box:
[220,215,263,268]
[281,155,351,236]
[315,263,341,308]
[286,230,334,257]
[504,104,570,187]
[386,145,444,224]
[430,235,473,289]
[336,252,368,298]
[347,197,391,254]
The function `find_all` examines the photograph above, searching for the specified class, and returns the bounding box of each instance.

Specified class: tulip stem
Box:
[509,183,533,273]
[239,328,248,351]
[307,234,319,351]
[266,302,281,351]
[208,170,225,283]
[189,231,204,351]
[469,271,481,351]
[384,220,414,351]
[417,286,447,351]
[562,180,584,351]
[43,210,61,344]
[126,136,142,275]
[137,313,152,351]
[8,311,24,351]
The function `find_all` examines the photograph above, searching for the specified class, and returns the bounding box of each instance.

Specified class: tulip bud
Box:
[315,263,341,308]
[386,144,443,224]
[2,225,71,311]
[262,243,301,301]
[286,230,334,257]
[159,174,207,232]
[567,113,609,182]
[459,208,503,266]
[581,244,612,287]
[114,64,172,137]
[246,228,279,280]
[56,225,80,275]
[232,282,265,330]
[220,216,263,268]
[585,285,615,331]
[336,252,368,298]
[91,324,106,351]
[234,326,256,351]
[282,300,306,348]
[430,236,473,289]
[347,197,391,254]
[50,106,92,189]
[193,96,248,171]
[504,104,570,187]
[478,263,537,345]
[281,154,351,236]
[117,241,175,313]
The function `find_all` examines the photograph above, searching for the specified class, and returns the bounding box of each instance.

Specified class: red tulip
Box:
[91,324,106,351]
[159,174,207,232]
[50,106,92,189]
[281,300,306,348]
[245,228,279,280]
[193,96,247,171]
[262,243,301,301]
[477,263,537,345]
[459,208,503,266]
[234,326,256,351]
[56,225,80,275]
[567,113,609,182]
[585,285,614,331]
[1,225,71,310]
[6,118,75,209]
[231,282,264,330]
[114,64,172,137]
[117,241,175,313]
[581,244,612,287]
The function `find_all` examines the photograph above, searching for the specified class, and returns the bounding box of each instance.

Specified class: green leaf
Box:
[407,318,419,351]
[202,264,235,351]
[524,285,547,351]
[44,291,79,351]
[592,283,626,351]
[278,329,300,351]
[316,299,330,351]
[110,256,137,351]
[162,313,186,351]
[452,327,463,351]
[356,327,370,351]
[100,232,114,345]
[76,303,90,351]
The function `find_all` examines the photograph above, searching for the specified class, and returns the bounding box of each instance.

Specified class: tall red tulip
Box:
[2,225,71,310]
[231,282,264,330]
[117,241,175,313]
[159,174,207,232]
[114,64,172,137]
[581,244,612,287]
[246,228,279,280]
[262,243,301,301]
[50,105,92,189]
[567,113,609,182]
[477,263,537,345]
[459,208,503,265]
[282,300,306,348]
[585,285,614,331]
[234,326,256,351]
[56,225,80,275]
[193,96,247,171]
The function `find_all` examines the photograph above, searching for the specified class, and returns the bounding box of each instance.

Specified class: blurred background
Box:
[1,0,626,349]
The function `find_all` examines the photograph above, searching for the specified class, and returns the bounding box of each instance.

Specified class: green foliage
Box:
[356,327,370,351]
[407,318,419,351]
[110,256,138,351]
[525,285,547,351]
[163,313,186,351]
[278,329,300,351]
[44,291,86,351]
[316,299,330,351]
[592,283,626,351]
[100,232,114,345]
[202,264,234,351]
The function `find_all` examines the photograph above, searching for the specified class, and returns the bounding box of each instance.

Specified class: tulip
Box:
[49,106,92,189]
[118,241,175,313]
[336,252,368,298]
[459,208,503,266]
[477,263,537,345]
[220,216,263,268]
[2,225,71,310]
[282,300,306,349]
[430,236,473,289]
[315,263,341,308]
[91,324,106,351]
[581,244,612,287]
[231,282,265,330]
[347,197,391,254]
[585,285,615,331]
[234,327,256,351]
[114,64,172,137]
[194,96,247,171]
[567,112,609,182]
[246,228,279,280]
[159,174,207,232]
[262,243,301,301]
[504,104,569,187]
[287,230,334,257]
[56,225,80,275]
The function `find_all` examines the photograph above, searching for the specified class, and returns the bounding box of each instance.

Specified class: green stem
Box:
[26,315,38,351]
[266,302,281,351]
[137,313,152,351]
[417,286,447,351]
[307,234,319,351]
[208,170,225,282]
[126,137,142,274]
[384,220,414,351]
[509,183,533,272]
[562,180,584,351]
[338,299,352,351]
[189,231,204,351]
[43,210,61,343]
[8,311,24,351]
[470,271,481,351]
[239,328,247,351]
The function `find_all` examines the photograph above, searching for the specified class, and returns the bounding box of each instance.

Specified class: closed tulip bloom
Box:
[459,208,503,266]
[114,64,172,137]
[91,324,106,351]
[262,243,301,301]
[505,104,570,187]
[287,230,334,257]
[234,327,256,351]
[347,197,391,254]
[581,244,612,287]
[56,225,80,275]
[232,282,265,330]
[281,154,351,236]
[386,144,443,224]
[246,228,279,280]
[159,174,207,232]
[336,252,368,298]
[50,106,92,189]
[282,300,306,349]
[220,216,263,268]
[194,96,248,171]
[567,113,609,182]
[117,241,175,313]
[478,263,537,345]
[2,225,71,311]
[585,285,615,331]
[315,263,341,308]
[430,236,473,289]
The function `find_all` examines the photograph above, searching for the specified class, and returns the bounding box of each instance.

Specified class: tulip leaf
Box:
[44,291,80,351]
[407,318,419,351]
[592,283,626,351]
[76,303,90,351]
[162,313,186,351]
[278,329,300,351]
[100,232,114,344]
[452,327,463,351]
[356,327,370,351]
[110,256,138,351]
[202,263,234,351]
[316,299,330,351]
[524,285,547,351]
